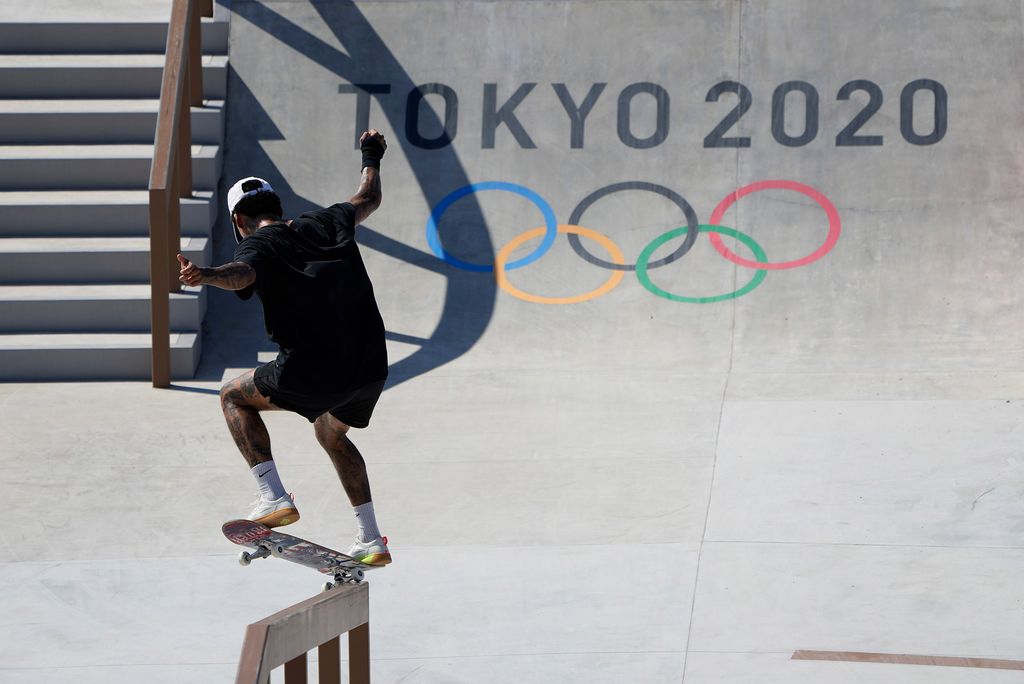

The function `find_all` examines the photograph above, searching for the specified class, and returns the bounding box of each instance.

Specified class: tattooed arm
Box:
[177,254,256,290]
[349,165,382,225]
[349,129,386,225]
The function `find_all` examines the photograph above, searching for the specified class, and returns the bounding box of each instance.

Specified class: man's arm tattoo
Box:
[201,262,257,290]
[350,166,382,225]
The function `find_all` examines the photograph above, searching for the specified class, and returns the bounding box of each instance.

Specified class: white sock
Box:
[353,501,381,542]
[251,461,287,500]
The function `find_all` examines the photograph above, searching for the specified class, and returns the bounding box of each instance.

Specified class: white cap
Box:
[227,176,277,242]
[227,176,276,215]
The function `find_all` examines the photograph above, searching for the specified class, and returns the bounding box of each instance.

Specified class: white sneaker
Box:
[347,535,391,566]
[247,493,300,528]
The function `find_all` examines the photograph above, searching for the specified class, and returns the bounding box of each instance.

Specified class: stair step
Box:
[0,236,210,283]
[0,54,228,98]
[0,143,221,190]
[0,189,217,236]
[0,332,200,380]
[0,284,205,333]
[0,99,224,144]
[0,21,229,55]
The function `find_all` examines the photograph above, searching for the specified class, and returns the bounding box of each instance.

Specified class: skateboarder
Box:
[177,130,391,566]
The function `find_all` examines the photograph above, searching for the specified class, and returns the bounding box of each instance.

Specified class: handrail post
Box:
[178,0,194,203]
[349,623,370,684]
[150,0,198,386]
[188,0,203,106]
[319,637,341,684]
[168,146,183,293]
[149,188,172,388]
[284,653,307,683]
[174,35,191,296]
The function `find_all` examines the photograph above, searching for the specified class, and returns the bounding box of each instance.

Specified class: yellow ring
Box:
[495,224,626,304]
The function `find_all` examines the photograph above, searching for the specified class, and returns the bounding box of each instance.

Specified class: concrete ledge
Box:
[0,54,228,98]
[0,144,222,190]
[0,331,200,380]
[0,20,229,54]
[0,284,205,332]
[0,189,216,236]
[0,237,210,283]
[0,99,224,145]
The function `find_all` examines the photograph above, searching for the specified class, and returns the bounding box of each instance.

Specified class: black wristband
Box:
[360,136,386,169]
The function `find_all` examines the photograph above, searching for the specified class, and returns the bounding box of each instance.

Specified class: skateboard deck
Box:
[222,519,374,588]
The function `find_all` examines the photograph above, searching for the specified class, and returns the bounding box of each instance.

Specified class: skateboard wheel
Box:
[322,582,334,592]
[238,551,252,567]
[351,568,365,583]
[267,543,284,558]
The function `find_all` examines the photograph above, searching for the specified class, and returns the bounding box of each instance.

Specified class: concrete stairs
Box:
[0,18,227,380]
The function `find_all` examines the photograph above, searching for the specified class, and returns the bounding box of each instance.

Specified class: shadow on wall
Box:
[196,0,496,388]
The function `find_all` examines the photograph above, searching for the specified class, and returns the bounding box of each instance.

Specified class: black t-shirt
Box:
[233,203,387,386]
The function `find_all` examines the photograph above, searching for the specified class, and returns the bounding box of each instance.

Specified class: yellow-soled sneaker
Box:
[347,535,391,566]
[247,493,300,528]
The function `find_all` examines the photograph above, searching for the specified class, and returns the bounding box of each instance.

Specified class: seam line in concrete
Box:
[681,4,747,682]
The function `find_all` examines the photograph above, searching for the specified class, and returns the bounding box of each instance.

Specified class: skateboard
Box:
[222,519,375,591]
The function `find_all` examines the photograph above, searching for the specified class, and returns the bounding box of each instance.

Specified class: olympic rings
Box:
[566,181,700,271]
[707,179,841,270]
[425,181,558,272]
[424,179,840,304]
[637,225,768,303]
[496,225,626,304]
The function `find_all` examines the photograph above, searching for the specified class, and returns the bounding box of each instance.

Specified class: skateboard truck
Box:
[323,567,366,592]
[237,542,283,566]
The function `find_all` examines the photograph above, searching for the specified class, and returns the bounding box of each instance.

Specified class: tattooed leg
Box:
[220,370,279,467]
[314,413,372,506]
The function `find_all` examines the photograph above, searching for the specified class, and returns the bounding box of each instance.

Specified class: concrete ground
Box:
[4,1,1024,682]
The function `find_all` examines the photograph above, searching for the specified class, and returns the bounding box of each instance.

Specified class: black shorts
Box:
[253,361,386,427]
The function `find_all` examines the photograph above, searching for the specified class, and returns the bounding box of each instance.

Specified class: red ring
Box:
[708,180,841,270]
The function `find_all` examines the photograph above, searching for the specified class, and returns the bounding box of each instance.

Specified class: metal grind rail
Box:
[236,581,371,684]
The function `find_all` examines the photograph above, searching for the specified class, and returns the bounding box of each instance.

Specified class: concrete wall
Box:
[5,2,1024,683]
[218,0,1024,390]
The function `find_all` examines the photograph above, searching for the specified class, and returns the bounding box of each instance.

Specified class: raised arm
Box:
[349,129,386,225]
[349,165,382,226]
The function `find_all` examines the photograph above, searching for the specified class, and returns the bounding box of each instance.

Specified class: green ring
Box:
[636,224,768,304]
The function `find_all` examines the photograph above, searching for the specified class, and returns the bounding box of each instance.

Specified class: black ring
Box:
[567,181,700,271]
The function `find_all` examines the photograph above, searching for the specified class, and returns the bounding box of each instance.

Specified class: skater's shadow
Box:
[196,0,496,389]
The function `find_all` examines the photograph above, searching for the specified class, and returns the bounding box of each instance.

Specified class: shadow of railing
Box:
[200,0,496,390]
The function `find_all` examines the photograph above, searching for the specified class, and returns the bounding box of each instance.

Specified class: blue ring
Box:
[425,181,558,272]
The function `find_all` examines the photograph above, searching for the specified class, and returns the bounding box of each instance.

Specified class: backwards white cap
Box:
[226,176,277,242]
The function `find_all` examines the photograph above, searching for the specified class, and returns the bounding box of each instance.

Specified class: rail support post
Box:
[236,582,370,684]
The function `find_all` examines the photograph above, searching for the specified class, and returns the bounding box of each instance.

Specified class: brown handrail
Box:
[149,0,213,388]
[236,582,371,684]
